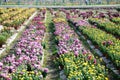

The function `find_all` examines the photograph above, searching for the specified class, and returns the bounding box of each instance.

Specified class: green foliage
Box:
[41,41,46,49]
[0,35,6,46]
[1,31,11,38]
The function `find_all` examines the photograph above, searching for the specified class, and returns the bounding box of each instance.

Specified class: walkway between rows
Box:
[43,11,60,80]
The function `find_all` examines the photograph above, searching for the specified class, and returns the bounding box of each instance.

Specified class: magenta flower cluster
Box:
[54,20,89,56]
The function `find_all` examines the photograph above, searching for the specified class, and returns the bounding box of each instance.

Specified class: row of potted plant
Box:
[0,8,21,14]
[61,9,120,20]
[0,10,48,80]
[2,8,36,29]
[110,17,120,24]
[70,18,120,68]
[89,18,120,36]
[0,8,36,48]
[0,8,27,24]
[0,8,22,16]
[53,13,108,80]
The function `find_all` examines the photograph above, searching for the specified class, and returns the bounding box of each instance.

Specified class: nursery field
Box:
[0,8,120,80]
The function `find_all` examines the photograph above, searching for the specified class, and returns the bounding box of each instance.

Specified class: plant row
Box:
[2,8,36,29]
[52,12,108,80]
[0,8,27,24]
[69,18,120,68]
[0,8,20,14]
[61,9,119,20]
[0,8,36,48]
[89,18,120,36]
[61,9,120,68]
[0,10,48,80]
[110,17,120,24]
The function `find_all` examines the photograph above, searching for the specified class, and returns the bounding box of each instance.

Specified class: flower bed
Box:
[111,17,120,24]
[0,8,27,24]
[53,15,108,79]
[2,8,36,29]
[89,18,120,36]
[63,8,120,69]
[70,19,120,68]
[0,11,48,80]
[0,8,36,48]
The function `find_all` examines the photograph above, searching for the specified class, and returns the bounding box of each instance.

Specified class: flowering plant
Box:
[53,12,108,79]
[89,18,120,36]
[53,18,66,23]
[111,17,120,24]
[0,10,48,80]
[80,26,120,67]
[2,8,36,29]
